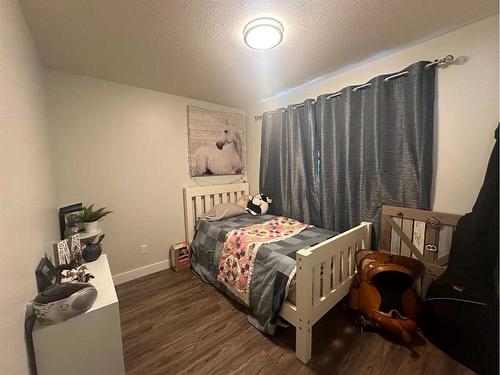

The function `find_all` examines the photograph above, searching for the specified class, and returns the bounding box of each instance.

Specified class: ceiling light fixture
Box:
[243,17,284,50]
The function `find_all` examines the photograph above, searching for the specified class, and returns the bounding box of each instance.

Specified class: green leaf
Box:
[73,203,112,222]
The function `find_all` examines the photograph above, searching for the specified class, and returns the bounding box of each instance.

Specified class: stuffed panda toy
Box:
[246,194,272,216]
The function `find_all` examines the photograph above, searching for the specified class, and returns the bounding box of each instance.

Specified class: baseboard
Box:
[113,259,170,285]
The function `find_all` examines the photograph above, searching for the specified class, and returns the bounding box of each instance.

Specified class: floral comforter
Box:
[217,217,307,306]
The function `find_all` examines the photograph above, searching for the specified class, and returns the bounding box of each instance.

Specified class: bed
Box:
[183,183,372,363]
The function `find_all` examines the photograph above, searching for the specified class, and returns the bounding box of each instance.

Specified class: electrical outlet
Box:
[140,244,149,255]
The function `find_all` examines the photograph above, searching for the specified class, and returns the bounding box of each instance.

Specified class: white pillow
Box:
[200,202,247,221]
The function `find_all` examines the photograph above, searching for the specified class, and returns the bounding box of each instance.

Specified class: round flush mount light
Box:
[243,17,284,50]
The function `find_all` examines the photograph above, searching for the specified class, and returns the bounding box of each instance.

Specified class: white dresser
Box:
[32,255,125,375]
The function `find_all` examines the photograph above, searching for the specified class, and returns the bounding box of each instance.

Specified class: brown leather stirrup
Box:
[347,250,425,343]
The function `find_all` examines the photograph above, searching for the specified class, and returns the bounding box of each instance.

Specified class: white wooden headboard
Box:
[183,183,249,241]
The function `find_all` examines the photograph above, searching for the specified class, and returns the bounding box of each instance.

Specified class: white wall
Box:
[0,1,60,374]
[45,70,245,280]
[246,15,499,215]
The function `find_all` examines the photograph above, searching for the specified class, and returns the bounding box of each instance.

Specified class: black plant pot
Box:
[82,244,102,262]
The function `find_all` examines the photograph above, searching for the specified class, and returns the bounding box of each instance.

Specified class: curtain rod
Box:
[254,54,454,121]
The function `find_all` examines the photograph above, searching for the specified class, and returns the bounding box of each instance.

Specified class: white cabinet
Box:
[32,255,125,375]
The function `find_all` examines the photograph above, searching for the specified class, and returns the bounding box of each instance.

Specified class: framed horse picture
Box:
[187,106,245,176]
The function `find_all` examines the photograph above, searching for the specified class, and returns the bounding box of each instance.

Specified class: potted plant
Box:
[75,204,112,234]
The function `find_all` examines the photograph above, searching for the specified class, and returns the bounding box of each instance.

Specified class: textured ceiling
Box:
[19,0,498,107]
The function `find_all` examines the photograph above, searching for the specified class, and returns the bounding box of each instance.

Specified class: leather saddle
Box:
[347,250,425,343]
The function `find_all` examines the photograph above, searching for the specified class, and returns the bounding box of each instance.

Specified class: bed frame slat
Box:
[204,194,211,213]
[350,245,356,276]
[195,196,203,218]
[313,266,321,306]
[322,258,332,296]
[341,250,349,280]
[333,254,341,287]
[213,193,221,206]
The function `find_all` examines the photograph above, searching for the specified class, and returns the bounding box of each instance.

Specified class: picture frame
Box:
[53,239,72,267]
[35,256,61,292]
[58,203,84,239]
[69,234,82,264]
[187,106,246,177]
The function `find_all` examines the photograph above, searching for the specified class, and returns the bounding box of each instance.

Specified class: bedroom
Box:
[0,0,498,374]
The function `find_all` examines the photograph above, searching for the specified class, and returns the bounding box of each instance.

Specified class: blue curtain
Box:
[259,99,321,226]
[260,61,435,236]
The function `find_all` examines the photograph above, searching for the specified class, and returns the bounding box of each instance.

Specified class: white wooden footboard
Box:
[279,221,372,364]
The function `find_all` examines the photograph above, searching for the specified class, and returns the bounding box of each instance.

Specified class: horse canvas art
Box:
[188,106,245,176]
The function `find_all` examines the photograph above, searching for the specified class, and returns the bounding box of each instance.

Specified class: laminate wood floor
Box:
[116,269,474,375]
